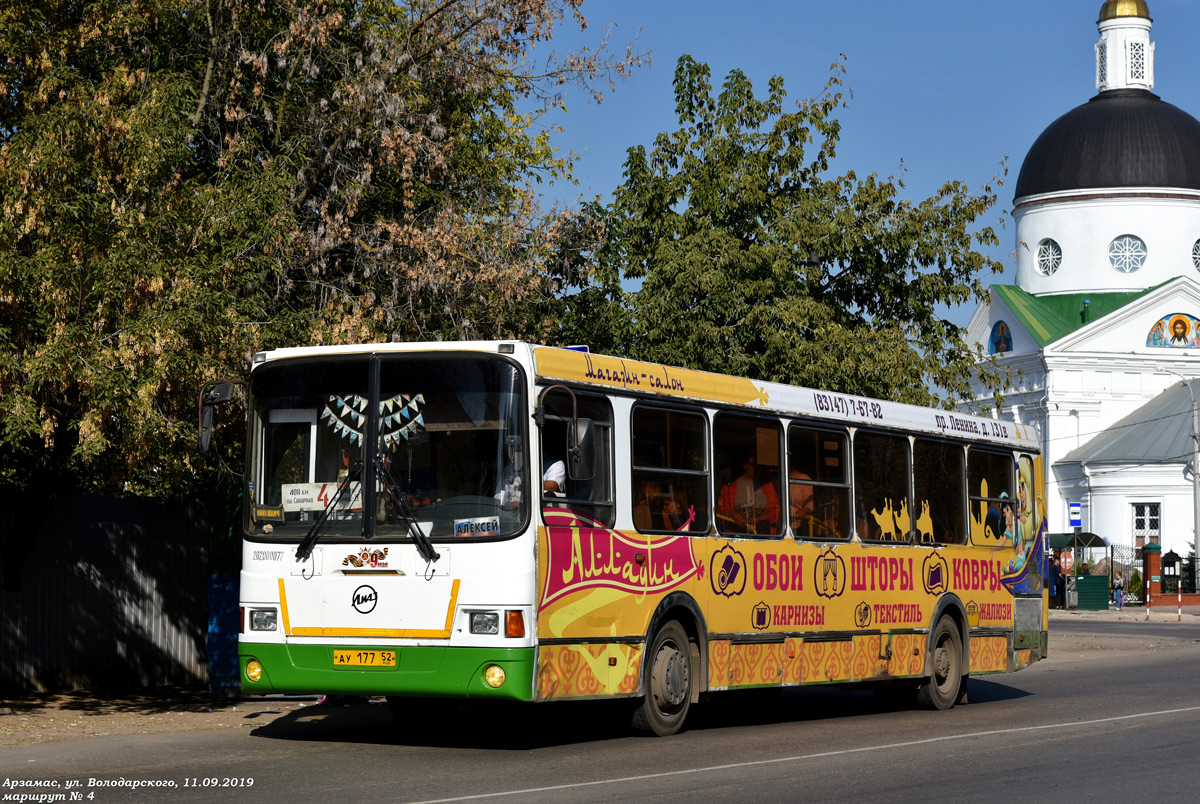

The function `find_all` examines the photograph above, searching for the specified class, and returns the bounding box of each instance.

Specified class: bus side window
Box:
[853,431,912,543]
[714,413,783,538]
[967,448,1015,547]
[913,439,966,545]
[786,425,850,540]
[631,405,709,534]
[539,388,615,526]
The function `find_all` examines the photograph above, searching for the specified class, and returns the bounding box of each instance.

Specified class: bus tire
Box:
[917,615,964,710]
[632,620,693,736]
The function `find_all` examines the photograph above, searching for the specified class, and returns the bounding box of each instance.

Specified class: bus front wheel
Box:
[917,616,964,710]
[632,620,693,736]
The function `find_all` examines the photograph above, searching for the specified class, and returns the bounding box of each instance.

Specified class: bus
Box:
[202,341,1048,736]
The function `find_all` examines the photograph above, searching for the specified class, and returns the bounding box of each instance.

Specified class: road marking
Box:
[404,704,1200,803]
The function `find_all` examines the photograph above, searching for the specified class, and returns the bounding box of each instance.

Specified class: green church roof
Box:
[992,285,1155,347]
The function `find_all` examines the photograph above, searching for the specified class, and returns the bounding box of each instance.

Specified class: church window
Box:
[1129,41,1146,82]
[1131,502,1160,548]
[1097,43,1107,87]
[1108,235,1146,273]
[1192,239,1200,271]
[1035,239,1061,276]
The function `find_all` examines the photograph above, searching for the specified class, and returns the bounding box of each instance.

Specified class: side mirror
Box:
[205,382,236,404]
[199,404,216,453]
[198,380,242,453]
[567,418,596,481]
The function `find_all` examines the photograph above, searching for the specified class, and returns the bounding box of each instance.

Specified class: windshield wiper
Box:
[295,461,362,562]
[376,458,441,564]
[292,457,440,565]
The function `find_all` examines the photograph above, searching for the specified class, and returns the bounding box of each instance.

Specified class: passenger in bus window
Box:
[633,481,662,530]
[657,491,690,531]
[823,488,850,539]
[788,469,815,534]
[542,456,566,495]
[717,452,779,535]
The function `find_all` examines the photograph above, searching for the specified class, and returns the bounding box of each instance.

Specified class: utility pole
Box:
[1167,375,1199,590]
[1192,389,1199,567]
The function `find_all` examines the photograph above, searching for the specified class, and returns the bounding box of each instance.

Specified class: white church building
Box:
[967,0,1200,557]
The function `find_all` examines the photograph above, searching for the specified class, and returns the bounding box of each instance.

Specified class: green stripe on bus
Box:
[240,643,536,701]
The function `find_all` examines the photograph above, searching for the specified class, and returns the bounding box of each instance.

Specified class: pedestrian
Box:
[1113,570,1125,610]
[1055,554,1067,610]
[1049,555,1061,608]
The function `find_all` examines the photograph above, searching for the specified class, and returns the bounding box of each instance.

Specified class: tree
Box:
[562,55,1007,407]
[0,0,642,494]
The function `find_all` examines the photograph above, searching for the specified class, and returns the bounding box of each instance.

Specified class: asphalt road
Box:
[1050,613,1200,640]
[5,622,1200,804]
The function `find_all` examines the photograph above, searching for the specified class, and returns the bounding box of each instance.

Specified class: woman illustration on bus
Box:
[717,451,779,535]
[1005,463,1038,575]
[999,491,1015,544]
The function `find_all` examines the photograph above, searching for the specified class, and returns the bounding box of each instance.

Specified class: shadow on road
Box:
[249,678,1032,749]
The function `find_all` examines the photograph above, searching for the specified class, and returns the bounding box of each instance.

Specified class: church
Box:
[966,0,1200,559]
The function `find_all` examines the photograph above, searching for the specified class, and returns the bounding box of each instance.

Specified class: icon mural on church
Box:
[1147,314,1200,348]
[989,321,1013,354]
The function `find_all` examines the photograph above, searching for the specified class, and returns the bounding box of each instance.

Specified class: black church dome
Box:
[1014,89,1200,200]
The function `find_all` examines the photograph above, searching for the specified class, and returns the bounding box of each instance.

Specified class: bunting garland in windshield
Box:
[320,393,426,447]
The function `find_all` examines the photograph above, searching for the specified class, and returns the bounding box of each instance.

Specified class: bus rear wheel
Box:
[632,620,693,736]
[917,616,964,710]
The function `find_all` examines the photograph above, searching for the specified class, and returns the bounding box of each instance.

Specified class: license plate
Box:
[333,649,396,667]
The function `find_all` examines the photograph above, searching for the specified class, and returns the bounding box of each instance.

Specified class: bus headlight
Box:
[250,609,278,631]
[470,612,500,635]
[484,665,506,688]
[245,660,264,683]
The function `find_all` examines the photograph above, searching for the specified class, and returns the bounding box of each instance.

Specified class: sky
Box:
[537,0,1200,325]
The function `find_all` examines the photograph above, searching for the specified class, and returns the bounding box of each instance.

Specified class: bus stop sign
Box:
[1069,502,1082,528]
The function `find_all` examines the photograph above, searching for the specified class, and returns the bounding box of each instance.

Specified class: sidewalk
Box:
[0,687,315,746]
[1049,604,1200,622]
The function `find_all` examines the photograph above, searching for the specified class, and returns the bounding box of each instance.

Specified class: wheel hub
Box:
[933,644,951,682]
[653,644,689,708]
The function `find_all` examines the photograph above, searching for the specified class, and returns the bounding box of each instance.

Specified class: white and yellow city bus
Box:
[212,341,1047,736]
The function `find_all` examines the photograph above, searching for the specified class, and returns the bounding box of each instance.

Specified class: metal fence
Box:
[1110,545,1142,602]
[1161,555,1200,595]
[0,494,212,693]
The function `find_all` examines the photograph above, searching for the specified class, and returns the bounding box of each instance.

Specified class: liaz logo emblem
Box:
[352,585,378,614]
[710,545,747,598]
[923,552,949,596]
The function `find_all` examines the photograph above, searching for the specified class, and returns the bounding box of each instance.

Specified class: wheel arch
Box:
[639,591,708,700]
[924,594,969,679]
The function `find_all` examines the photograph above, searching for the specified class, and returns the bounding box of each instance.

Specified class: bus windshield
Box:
[247,353,528,541]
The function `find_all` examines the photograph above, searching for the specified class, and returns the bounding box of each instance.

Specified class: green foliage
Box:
[1129,569,1143,598]
[557,55,1008,406]
[0,0,641,494]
